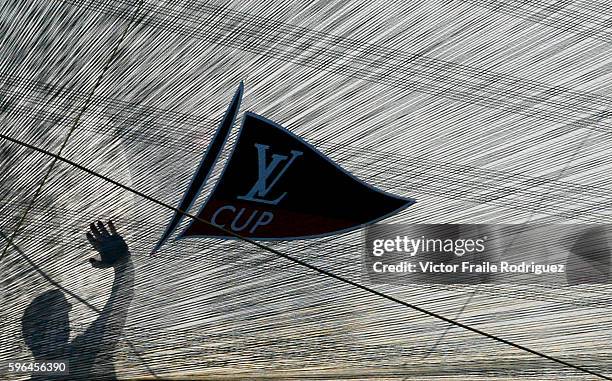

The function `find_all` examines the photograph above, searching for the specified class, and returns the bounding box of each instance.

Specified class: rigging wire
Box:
[0,131,609,380]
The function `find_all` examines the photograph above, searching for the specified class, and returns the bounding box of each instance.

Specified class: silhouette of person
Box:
[21,220,134,380]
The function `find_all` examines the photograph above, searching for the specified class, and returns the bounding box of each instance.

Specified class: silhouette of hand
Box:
[86,220,129,268]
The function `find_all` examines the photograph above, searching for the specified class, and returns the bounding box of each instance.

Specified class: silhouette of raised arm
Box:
[69,220,134,380]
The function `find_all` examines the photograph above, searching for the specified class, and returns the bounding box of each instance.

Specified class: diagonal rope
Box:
[409,124,600,378]
[0,131,609,380]
[0,0,144,261]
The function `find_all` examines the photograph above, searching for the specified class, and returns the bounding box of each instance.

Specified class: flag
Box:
[154,84,415,250]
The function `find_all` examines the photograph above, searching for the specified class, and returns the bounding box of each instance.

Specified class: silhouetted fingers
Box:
[108,220,118,236]
[86,232,99,248]
[89,222,102,239]
[96,220,110,237]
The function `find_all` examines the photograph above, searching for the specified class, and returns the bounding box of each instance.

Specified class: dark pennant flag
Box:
[153,84,415,250]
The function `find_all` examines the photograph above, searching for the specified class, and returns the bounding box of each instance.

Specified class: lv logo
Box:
[237,143,303,205]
